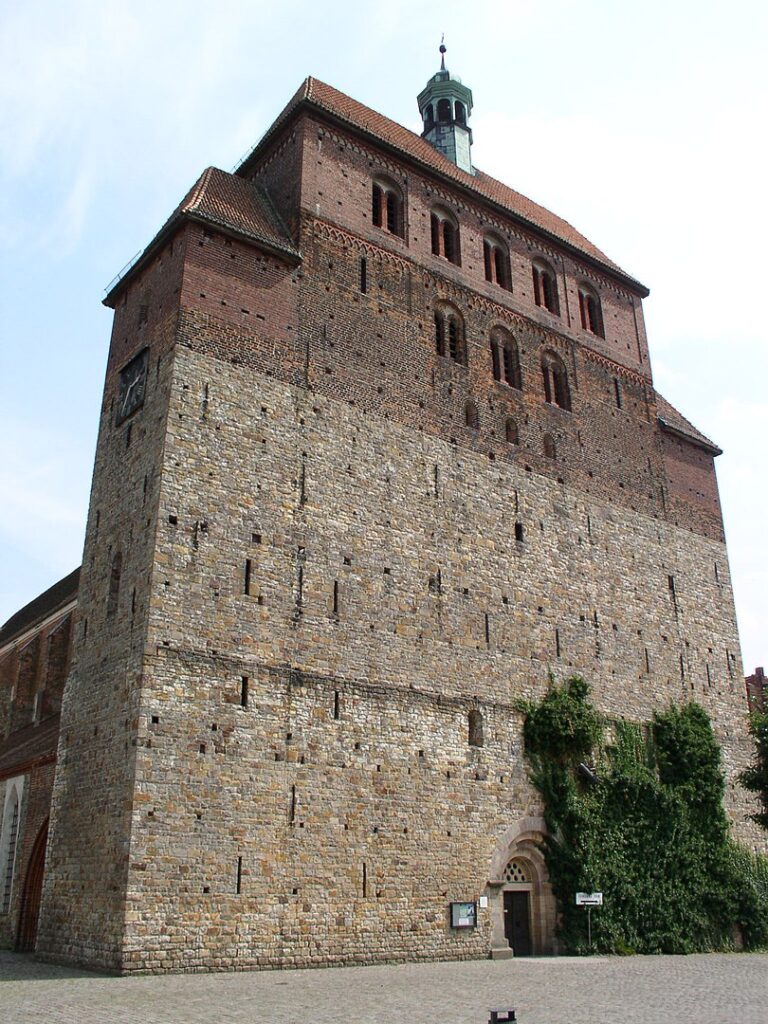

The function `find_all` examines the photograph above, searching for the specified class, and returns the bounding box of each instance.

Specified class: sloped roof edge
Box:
[656,394,722,456]
[103,169,301,307]
[236,77,649,297]
[0,568,80,650]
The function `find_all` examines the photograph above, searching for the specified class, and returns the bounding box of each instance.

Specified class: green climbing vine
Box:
[518,677,768,954]
[740,709,768,833]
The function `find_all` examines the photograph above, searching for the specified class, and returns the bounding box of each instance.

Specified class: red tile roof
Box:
[104,169,299,305]
[238,77,647,293]
[656,394,721,454]
[179,168,298,256]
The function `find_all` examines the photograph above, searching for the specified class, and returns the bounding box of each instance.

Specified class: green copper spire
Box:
[417,41,474,174]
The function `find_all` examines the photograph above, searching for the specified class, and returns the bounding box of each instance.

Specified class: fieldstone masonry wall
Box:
[104,344,754,970]
[35,93,760,972]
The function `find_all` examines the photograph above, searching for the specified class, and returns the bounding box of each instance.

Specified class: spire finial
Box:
[439,34,446,71]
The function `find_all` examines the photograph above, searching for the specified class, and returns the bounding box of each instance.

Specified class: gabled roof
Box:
[104,168,300,305]
[656,394,721,455]
[237,77,648,295]
[0,568,80,650]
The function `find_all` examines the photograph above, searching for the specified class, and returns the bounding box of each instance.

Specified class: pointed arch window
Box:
[578,283,605,337]
[434,304,467,366]
[541,350,571,411]
[483,235,512,290]
[372,178,404,238]
[532,259,560,316]
[1,788,20,913]
[430,207,461,265]
[490,328,522,390]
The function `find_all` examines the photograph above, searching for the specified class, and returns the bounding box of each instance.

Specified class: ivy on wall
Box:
[740,710,768,833]
[518,677,768,954]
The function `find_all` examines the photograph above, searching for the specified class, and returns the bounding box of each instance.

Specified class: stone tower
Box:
[35,62,756,973]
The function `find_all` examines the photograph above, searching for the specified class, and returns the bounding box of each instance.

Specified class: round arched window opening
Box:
[503,857,531,884]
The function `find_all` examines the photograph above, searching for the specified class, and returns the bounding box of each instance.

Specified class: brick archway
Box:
[16,818,48,952]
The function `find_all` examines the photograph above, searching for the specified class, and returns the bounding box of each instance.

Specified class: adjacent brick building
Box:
[1,54,760,970]
[0,569,78,951]
[746,667,766,712]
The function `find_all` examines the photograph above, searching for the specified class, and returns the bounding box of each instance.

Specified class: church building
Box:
[0,51,757,970]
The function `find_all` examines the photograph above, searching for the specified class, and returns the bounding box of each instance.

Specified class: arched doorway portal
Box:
[487,816,557,957]
[16,818,48,952]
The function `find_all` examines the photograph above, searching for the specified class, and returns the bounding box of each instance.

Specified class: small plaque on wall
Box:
[450,901,477,929]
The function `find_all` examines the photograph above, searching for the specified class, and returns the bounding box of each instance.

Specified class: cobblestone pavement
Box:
[2,951,767,1024]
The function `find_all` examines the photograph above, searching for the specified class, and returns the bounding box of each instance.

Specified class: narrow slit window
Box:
[107,552,122,617]
[468,709,484,747]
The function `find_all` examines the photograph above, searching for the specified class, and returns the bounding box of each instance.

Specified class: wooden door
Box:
[16,819,48,952]
[503,890,532,956]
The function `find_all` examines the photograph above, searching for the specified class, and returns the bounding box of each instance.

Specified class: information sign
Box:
[575,892,603,906]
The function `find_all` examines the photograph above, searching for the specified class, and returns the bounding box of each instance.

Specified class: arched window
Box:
[543,433,557,459]
[541,350,571,411]
[434,304,467,365]
[532,259,560,315]
[465,400,479,429]
[468,709,484,747]
[483,235,512,290]
[425,103,434,126]
[503,857,531,883]
[430,207,461,265]
[578,283,605,337]
[107,551,122,617]
[505,418,519,445]
[455,100,466,125]
[437,98,452,122]
[490,328,522,389]
[1,786,20,913]
[372,178,404,238]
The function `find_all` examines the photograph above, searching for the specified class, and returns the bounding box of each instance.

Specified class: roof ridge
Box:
[238,76,646,292]
[183,166,216,214]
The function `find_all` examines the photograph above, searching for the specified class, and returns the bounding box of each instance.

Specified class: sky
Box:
[0,0,765,670]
